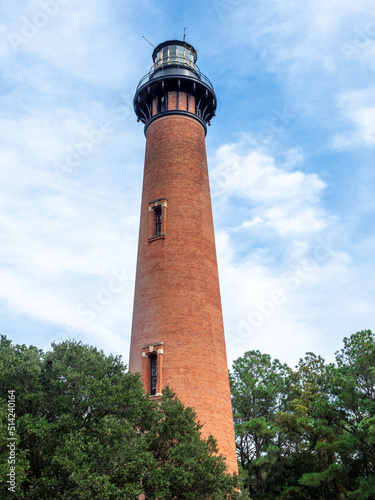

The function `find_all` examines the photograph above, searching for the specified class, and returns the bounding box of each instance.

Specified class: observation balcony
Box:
[135,58,214,93]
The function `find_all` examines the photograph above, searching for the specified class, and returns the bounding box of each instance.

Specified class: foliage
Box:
[0,337,238,499]
[2,329,374,499]
[230,331,375,499]
[334,330,375,498]
[143,386,238,499]
[230,350,291,498]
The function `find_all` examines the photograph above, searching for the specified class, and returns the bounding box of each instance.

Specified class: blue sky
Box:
[0,0,374,369]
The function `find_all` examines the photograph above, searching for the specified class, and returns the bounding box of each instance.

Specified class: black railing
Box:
[136,60,214,92]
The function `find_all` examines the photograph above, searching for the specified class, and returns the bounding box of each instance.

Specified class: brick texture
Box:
[129,114,238,474]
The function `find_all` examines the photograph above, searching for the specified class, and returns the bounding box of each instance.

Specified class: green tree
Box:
[0,336,43,493]
[333,330,375,499]
[0,337,238,499]
[230,350,291,498]
[231,332,375,500]
[143,387,238,499]
[278,353,347,499]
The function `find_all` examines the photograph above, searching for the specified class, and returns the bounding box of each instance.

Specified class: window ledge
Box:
[148,234,166,242]
[149,393,162,400]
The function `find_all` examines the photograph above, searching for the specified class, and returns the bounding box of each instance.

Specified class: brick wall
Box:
[129,114,238,474]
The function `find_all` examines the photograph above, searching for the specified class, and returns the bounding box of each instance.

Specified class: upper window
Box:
[150,355,157,396]
[160,96,166,113]
[155,207,162,236]
[148,198,167,242]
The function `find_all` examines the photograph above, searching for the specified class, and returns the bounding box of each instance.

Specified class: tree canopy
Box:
[2,329,374,498]
[0,337,238,499]
[230,330,375,499]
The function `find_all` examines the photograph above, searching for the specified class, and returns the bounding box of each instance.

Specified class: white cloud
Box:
[0,0,156,362]
[352,107,375,145]
[216,227,338,366]
[0,0,142,92]
[214,0,375,76]
[282,148,304,169]
[209,139,371,367]
[216,208,363,367]
[333,88,375,149]
[0,0,373,373]
[210,143,327,237]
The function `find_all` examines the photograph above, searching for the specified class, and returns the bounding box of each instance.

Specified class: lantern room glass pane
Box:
[177,45,184,63]
[155,50,161,67]
[162,47,168,63]
[154,44,195,68]
[169,45,177,60]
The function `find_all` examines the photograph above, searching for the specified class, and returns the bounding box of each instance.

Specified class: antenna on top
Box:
[142,36,154,48]
[183,27,187,41]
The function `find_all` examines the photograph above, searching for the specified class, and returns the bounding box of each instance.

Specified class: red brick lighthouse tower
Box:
[129,39,238,474]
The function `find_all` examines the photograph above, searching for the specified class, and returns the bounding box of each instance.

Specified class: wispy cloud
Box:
[0,1,145,356]
[0,0,373,369]
[210,138,371,366]
[210,143,327,238]
[333,97,375,149]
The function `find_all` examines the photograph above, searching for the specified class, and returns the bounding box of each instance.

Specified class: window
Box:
[177,45,184,64]
[150,355,157,396]
[141,342,164,398]
[169,45,177,62]
[162,47,168,64]
[148,198,167,241]
[155,207,162,235]
[155,50,162,68]
[160,96,166,112]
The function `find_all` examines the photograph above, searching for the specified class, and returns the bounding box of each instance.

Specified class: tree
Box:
[230,350,291,498]
[231,331,375,500]
[0,337,238,499]
[333,330,375,498]
[278,353,346,499]
[143,387,238,500]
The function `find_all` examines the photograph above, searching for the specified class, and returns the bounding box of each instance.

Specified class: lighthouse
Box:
[129,39,238,474]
